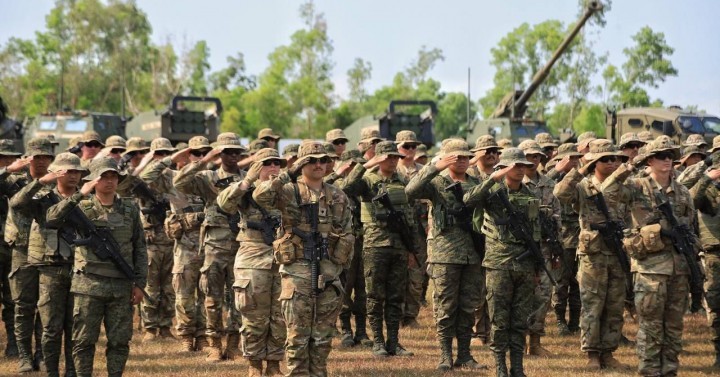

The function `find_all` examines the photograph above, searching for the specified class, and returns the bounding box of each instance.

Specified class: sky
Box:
[2,0,719,116]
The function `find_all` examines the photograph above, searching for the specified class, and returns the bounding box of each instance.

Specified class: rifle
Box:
[68,142,82,155]
[588,192,633,297]
[246,189,281,246]
[118,153,133,171]
[656,199,705,312]
[538,210,566,270]
[292,202,329,297]
[371,183,415,252]
[445,181,486,259]
[493,188,557,286]
[129,179,170,226]
[215,176,242,234]
[56,197,153,303]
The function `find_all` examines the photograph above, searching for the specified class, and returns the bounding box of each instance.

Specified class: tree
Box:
[406,46,445,87]
[347,58,372,102]
[183,40,211,96]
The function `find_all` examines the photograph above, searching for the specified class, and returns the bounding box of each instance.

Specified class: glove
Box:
[243,161,263,186]
[288,163,302,182]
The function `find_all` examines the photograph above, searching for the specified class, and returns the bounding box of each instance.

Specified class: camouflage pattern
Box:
[704,252,720,356]
[363,247,407,344]
[485,268,534,353]
[0,162,19,350]
[217,179,286,361]
[174,158,245,340]
[37,265,74,375]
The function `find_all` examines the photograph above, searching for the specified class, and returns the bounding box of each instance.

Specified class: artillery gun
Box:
[463,1,603,145]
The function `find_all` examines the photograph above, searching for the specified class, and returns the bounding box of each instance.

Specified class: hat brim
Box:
[577,138,597,150]
[551,151,583,161]
[82,139,105,147]
[648,147,681,161]
[709,145,720,154]
[470,145,503,152]
[25,151,55,158]
[538,142,558,148]
[585,151,628,168]
[49,164,87,172]
[83,167,126,181]
[328,137,349,143]
[0,151,22,156]
[494,160,535,169]
[215,144,247,152]
[153,148,177,153]
[256,156,288,168]
[523,148,547,157]
[679,151,706,165]
[122,147,150,156]
[445,150,476,158]
[360,137,383,144]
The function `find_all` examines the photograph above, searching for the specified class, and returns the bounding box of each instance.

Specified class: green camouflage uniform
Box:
[406,163,483,365]
[217,180,286,362]
[339,162,415,353]
[16,178,76,377]
[0,165,18,354]
[47,192,148,377]
[253,169,353,376]
[554,168,627,356]
[690,173,720,364]
[145,156,207,340]
[174,161,245,341]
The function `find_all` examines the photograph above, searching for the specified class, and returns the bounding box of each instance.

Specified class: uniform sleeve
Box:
[9,179,43,211]
[334,189,353,234]
[131,203,148,287]
[463,177,497,209]
[677,161,707,189]
[139,158,171,186]
[46,191,85,227]
[252,172,293,210]
[337,164,369,198]
[553,168,583,205]
[216,181,248,214]
[690,175,715,214]
[405,164,440,201]
[173,161,212,199]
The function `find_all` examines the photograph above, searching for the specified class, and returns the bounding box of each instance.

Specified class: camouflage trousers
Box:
[473,294,490,340]
[235,265,285,361]
[72,291,134,377]
[141,241,175,330]
[577,253,626,353]
[9,252,42,361]
[634,272,689,376]
[364,247,408,343]
[37,265,74,376]
[485,268,534,353]
[705,252,720,353]
[429,262,483,345]
[0,249,14,340]
[403,237,426,322]
[200,241,240,339]
[339,236,366,330]
[528,259,559,336]
[172,233,206,337]
[552,248,581,326]
[280,274,342,376]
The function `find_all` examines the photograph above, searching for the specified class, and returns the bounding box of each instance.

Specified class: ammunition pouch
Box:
[327,232,355,267]
[164,214,184,240]
[623,230,647,260]
[640,223,665,253]
[577,228,603,255]
[273,233,303,265]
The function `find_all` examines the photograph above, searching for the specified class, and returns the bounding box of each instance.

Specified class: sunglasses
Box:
[370,139,380,145]
[84,142,102,148]
[190,150,208,157]
[400,144,418,150]
[308,157,331,164]
[485,149,500,155]
[262,159,283,166]
[624,142,644,150]
[109,148,125,154]
[222,149,242,156]
[332,140,347,146]
[598,156,618,164]
[155,151,172,157]
[526,154,543,160]
[652,152,674,161]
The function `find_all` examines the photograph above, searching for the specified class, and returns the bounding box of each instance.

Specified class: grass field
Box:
[0,303,716,376]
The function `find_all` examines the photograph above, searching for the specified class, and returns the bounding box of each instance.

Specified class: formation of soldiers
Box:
[0,126,719,377]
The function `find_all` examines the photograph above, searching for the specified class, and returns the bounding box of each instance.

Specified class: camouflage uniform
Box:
[253,141,353,376]
[406,140,484,369]
[216,148,286,371]
[46,158,148,377]
[464,148,539,377]
[0,139,21,356]
[173,133,245,358]
[554,140,629,367]
[78,131,105,169]
[689,168,720,367]
[339,141,416,356]
[142,152,207,348]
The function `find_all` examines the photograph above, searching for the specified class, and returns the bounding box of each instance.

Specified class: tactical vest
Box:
[481,184,541,244]
[27,221,73,265]
[74,198,138,279]
[430,175,475,235]
[359,174,414,227]
[287,182,337,235]
[238,187,281,243]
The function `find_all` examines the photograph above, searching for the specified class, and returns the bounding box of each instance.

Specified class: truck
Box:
[606,106,720,145]
[343,100,437,147]
[20,111,126,153]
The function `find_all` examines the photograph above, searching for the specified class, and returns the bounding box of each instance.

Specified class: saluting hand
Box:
[80,177,101,196]
[39,170,67,185]
[490,164,515,182]
[7,156,32,173]
[435,154,458,171]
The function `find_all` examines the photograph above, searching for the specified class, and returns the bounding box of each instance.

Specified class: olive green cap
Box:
[295,140,329,168]
[394,130,420,146]
[415,144,429,158]
[214,132,246,152]
[323,142,339,158]
[617,132,645,149]
[66,136,83,152]
[471,135,500,152]
[258,128,280,140]
[25,137,55,157]
[81,130,104,146]
[283,143,300,158]
[248,139,269,154]
[551,143,583,161]
[150,138,177,153]
[535,132,558,148]
[496,138,514,149]
[585,139,627,167]
[440,139,474,158]
[637,131,654,143]
[494,148,535,169]
[683,134,708,147]
[374,141,405,158]
[0,139,22,156]
[679,145,707,165]
[517,140,546,157]
[254,148,287,168]
[49,152,86,172]
[709,135,720,154]
[634,136,681,166]
[340,149,365,163]
[83,157,126,181]
[188,136,212,151]
[104,135,127,149]
[325,128,348,143]
[359,126,382,143]
[175,142,188,150]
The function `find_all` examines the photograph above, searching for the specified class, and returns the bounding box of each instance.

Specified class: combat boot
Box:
[586,351,602,370]
[339,316,354,347]
[247,359,263,377]
[370,319,388,357]
[494,352,509,377]
[509,349,526,377]
[386,323,413,356]
[4,328,18,357]
[601,352,628,370]
[354,315,372,347]
[159,327,176,340]
[142,328,158,342]
[205,337,223,363]
[33,348,45,372]
[180,335,194,352]
[556,320,571,336]
[18,357,34,374]
[224,333,241,360]
[454,335,486,369]
[437,337,453,371]
[265,360,283,376]
[195,335,209,351]
[526,334,553,357]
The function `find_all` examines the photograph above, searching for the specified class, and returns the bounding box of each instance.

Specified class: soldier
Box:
[322,143,339,177]
[46,157,147,377]
[678,136,720,188]
[535,132,558,160]
[554,139,630,370]
[683,134,709,153]
[577,132,597,156]
[100,135,127,164]
[545,144,583,336]
[66,136,83,158]
[406,139,485,371]
[517,140,561,357]
[689,156,720,368]
[14,152,86,377]
[326,129,349,156]
[5,137,54,373]
[358,126,383,160]
[677,145,706,172]
[463,148,538,377]
[78,131,104,168]
[338,141,415,357]
[217,148,287,376]
[283,144,300,170]
[0,139,21,357]
[330,150,370,348]
[249,139,270,156]
[394,131,427,329]
[252,140,354,376]
[258,128,281,150]
[173,132,246,362]
[606,138,695,376]
[497,139,514,149]
[618,133,646,162]
[637,131,654,143]
[415,144,429,166]
[468,135,502,179]
[135,138,177,341]
[120,137,150,171]
[149,136,209,352]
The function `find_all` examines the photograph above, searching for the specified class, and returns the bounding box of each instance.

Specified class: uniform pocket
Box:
[328,232,355,267]
[234,278,255,311]
[634,274,662,318]
[279,279,295,300]
[273,234,298,265]
[577,229,603,255]
[640,224,665,253]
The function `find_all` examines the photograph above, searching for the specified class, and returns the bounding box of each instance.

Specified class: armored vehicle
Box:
[606,106,720,144]
[344,100,436,147]
[462,1,603,145]
[125,96,221,146]
[21,111,126,153]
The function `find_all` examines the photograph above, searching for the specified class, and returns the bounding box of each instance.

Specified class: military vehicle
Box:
[343,100,437,147]
[606,106,720,144]
[125,96,221,146]
[21,111,126,153]
[0,97,23,151]
[461,1,603,146]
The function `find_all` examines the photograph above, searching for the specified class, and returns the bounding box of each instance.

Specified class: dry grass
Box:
[0,302,716,376]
